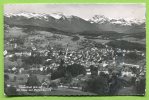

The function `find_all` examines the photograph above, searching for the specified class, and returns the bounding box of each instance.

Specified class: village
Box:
[4,37,146,95]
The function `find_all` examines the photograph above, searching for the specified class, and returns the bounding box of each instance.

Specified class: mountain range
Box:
[4,12,146,33]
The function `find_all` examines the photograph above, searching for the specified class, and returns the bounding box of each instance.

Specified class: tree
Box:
[90,65,98,77]
[51,59,66,80]
[85,76,109,95]
[26,74,41,87]
[108,73,127,95]
[71,36,80,41]
[61,72,72,84]
[22,52,43,66]
[66,63,86,77]
[16,58,23,68]
[51,69,66,80]
[135,76,145,95]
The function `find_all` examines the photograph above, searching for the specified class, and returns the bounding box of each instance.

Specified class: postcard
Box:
[4,4,146,96]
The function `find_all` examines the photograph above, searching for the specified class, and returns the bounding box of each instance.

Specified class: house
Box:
[121,71,136,77]
[120,62,140,68]
[86,68,91,75]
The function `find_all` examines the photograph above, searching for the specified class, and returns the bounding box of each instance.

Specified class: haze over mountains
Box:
[4,12,145,33]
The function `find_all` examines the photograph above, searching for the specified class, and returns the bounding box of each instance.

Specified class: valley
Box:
[4,12,146,96]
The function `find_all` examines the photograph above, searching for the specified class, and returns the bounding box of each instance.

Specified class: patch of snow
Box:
[50,13,63,19]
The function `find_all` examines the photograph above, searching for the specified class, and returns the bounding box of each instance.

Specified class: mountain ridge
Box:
[4,12,145,33]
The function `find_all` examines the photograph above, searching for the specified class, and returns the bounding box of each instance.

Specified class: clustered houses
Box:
[120,63,139,77]
[4,40,145,79]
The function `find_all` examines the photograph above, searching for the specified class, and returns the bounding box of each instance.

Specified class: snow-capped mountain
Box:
[4,12,145,33]
[5,12,82,21]
[4,12,98,33]
[89,15,110,24]
[89,15,145,26]
[5,12,49,20]
[89,15,145,33]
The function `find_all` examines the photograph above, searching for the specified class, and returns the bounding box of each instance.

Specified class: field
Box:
[4,25,146,96]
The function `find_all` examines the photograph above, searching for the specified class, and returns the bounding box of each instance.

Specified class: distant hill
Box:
[106,40,145,51]
[4,12,145,34]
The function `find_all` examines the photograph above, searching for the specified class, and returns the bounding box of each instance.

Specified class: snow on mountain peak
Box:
[5,12,81,21]
[49,13,80,20]
[50,12,65,19]
[5,12,145,26]
[89,15,145,26]
[89,15,110,23]
[5,12,48,20]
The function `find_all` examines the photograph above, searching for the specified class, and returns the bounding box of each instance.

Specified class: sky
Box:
[4,4,146,20]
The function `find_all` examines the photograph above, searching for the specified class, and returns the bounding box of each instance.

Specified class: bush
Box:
[61,72,72,84]
[135,77,145,95]
[51,69,66,80]
[84,76,109,95]
[90,65,98,77]
[26,74,41,87]
[71,36,80,41]
[50,82,58,90]
[66,63,86,77]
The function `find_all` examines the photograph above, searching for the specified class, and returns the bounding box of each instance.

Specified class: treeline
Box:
[79,31,124,39]
[106,40,145,51]
[7,25,75,36]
